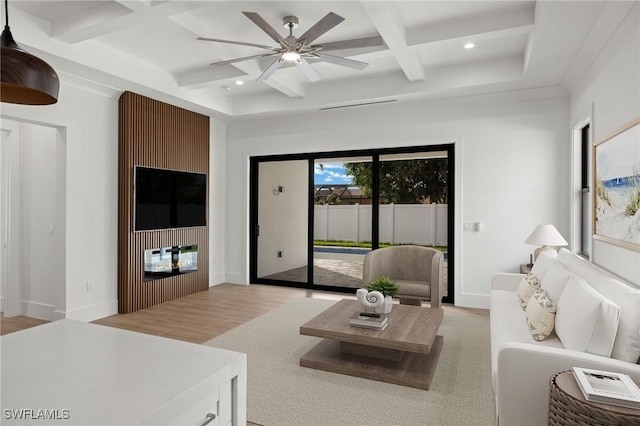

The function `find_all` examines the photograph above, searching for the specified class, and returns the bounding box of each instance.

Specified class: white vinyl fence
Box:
[314,203,447,246]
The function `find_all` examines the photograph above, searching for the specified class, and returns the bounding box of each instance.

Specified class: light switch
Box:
[463,222,482,232]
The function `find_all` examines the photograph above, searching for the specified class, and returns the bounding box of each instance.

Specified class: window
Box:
[579,123,591,257]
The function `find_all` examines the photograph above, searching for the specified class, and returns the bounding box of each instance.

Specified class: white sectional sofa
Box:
[490,248,640,425]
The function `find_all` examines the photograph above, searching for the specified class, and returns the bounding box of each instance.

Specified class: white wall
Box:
[19,123,64,320]
[225,92,570,308]
[209,117,227,285]
[570,3,640,286]
[257,160,308,277]
[0,129,7,312]
[1,84,118,321]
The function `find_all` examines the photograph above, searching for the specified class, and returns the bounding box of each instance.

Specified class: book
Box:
[349,313,388,329]
[350,322,388,330]
[572,367,640,409]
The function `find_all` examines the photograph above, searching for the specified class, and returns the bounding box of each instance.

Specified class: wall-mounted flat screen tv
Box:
[135,166,207,231]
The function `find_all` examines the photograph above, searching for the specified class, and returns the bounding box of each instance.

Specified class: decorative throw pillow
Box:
[530,251,557,281]
[540,262,571,304]
[517,273,541,310]
[525,288,556,341]
[555,275,620,357]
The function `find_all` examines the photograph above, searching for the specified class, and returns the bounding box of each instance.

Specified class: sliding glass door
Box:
[255,160,309,283]
[250,145,454,303]
[377,151,449,297]
[313,156,372,289]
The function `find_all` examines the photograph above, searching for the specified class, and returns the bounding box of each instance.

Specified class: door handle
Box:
[200,412,216,426]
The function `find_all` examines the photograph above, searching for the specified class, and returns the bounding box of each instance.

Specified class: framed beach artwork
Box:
[593,116,640,251]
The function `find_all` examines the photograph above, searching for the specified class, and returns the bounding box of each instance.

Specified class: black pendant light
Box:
[1,0,59,105]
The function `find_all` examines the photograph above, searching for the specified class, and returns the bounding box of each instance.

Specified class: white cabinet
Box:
[1,320,246,426]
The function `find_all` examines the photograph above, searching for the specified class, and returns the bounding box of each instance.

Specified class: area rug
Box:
[204,297,495,425]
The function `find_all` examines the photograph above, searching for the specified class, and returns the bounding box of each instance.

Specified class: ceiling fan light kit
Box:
[198,11,383,82]
[282,50,300,62]
[1,0,59,105]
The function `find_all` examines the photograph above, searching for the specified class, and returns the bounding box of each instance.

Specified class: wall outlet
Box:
[277,250,284,258]
[86,280,93,291]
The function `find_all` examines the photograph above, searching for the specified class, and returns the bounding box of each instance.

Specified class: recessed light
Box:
[235,80,244,86]
[464,42,475,49]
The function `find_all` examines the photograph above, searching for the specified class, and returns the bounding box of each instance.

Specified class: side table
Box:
[548,371,640,425]
[519,264,532,274]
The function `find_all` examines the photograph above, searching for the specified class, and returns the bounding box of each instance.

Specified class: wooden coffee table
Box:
[299,299,444,390]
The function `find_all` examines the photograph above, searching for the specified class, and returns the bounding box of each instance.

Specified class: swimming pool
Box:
[313,246,371,255]
[314,246,447,259]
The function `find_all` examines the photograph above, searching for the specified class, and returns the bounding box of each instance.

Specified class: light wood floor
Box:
[1,283,351,343]
[1,284,485,342]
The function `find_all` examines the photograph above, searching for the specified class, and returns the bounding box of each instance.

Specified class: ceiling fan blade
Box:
[257,58,284,81]
[198,37,280,52]
[317,35,384,51]
[314,53,368,70]
[242,12,288,46]
[296,58,321,82]
[297,12,345,45]
[210,53,279,67]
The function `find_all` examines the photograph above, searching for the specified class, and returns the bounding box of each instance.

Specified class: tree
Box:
[344,159,448,204]
[315,191,342,205]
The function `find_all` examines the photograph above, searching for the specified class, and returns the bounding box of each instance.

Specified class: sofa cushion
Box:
[555,275,620,357]
[489,289,563,391]
[557,249,640,363]
[540,262,571,304]
[530,251,557,280]
[525,288,557,341]
[517,273,540,310]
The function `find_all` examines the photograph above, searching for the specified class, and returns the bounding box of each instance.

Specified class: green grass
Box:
[625,166,640,216]
[313,239,447,252]
[625,187,640,216]
[596,177,612,207]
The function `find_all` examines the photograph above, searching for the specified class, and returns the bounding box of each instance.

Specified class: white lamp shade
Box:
[525,224,568,246]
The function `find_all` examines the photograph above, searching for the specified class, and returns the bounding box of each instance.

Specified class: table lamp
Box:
[525,224,568,261]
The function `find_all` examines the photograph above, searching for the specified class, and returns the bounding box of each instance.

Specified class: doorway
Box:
[250,144,454,304]
[0,118,66,319]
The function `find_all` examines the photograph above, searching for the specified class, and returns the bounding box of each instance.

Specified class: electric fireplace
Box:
[144,244,198,281]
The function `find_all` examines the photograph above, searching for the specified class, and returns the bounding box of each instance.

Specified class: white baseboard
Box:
[225,272,247,284]
[455,292,490,309]
[62,299,118,322]
[209,272,226,285]
[21,300,56,321]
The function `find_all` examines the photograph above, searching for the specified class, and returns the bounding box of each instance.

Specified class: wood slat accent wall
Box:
[118,91,210,313]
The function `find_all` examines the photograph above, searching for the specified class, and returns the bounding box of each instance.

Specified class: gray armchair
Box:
[362,245,445,308]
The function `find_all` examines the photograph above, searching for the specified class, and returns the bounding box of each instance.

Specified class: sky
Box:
[596,123,639,180]
[314,162,353,185]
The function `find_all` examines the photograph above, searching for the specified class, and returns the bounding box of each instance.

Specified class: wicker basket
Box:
[548,371,640,426]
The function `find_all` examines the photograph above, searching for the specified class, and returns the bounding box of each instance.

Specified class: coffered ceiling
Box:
[6,1,635,119]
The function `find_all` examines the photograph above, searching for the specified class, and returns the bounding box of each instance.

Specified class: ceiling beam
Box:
[50,1,207,43]
[360,2,425,82]
[407,6,535,47]
[265,76,305,98]
[231,55,526,117]
[178,67,247,89]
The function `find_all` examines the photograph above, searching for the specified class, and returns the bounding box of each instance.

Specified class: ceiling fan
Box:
[198,11,383,82]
